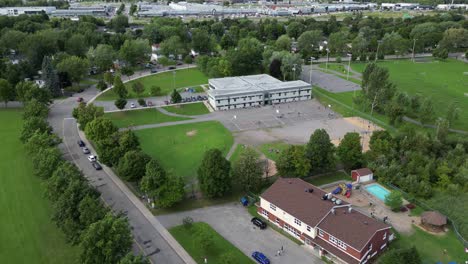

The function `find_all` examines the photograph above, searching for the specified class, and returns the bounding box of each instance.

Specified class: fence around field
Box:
[386,183,468,247]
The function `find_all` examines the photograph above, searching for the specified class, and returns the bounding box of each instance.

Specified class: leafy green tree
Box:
[227,37,263,76]
[72,103,104,130]
[381,32,408,56]
[88,44,116,72]
[232,147,263,192]
[140,159,167,198]
[119,130,140,153]
[80,213,132,264]
[155,174,185,208]
[109,14,129,33]
[410,22,443,52]
[170,89,182,104]
[16,82,49,104]
[276,145,311,178]
[25,130,60,155]
[197,149,231,198]
[438,28,468,52]
[117,150,151,181]
[23,99,49,119]
[419,98,435,124]
[0,78,14,107]
[19,29,60,68]
[361,63,396,113]
[150,86,161,96]
[119,39,151,67]
[118,254,150,264]
[57,56,90,86]
[96,80,107,91]
[280,53,302,81]
[306,129,335,173]
[115,98,127,110]
[337,132,363,171]
[113,76,128,99]
[31,147,63,179]
[104,72,114,85]
[275,34,291,51]
[432,47,448,60]
[328,31,348,54]
[379,247,421,264]
[286,21,304,39]
[41,56,61,97]
[297,30,322,58]
[160,36,187,57]
[66,34,87,57]
[191,28,215,54]
[45,162,81,202]
[131,81,144,97]
[211,22,225,39]
[85,117,118,142]
[20,116,52,143]
[435,118,450,142]
[96,134,121,167]
[78,195,108,228]
[129,4,138,16]
[384,191,403,211]
[269,59,282,79]
[368,130,394,160]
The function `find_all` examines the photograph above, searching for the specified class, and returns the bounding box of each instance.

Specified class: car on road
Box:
[77,97,84,102]
[82,147,90,154]
[87,155,97,162]
[168,66,176,70]
[150,68,158,73]
[130,103,136,108]
[176,62,183,66]
[251,217,267,229]
[252,251,270,264]
[92,162,102,170]
[77,140,85,147]
[147,101,153,106]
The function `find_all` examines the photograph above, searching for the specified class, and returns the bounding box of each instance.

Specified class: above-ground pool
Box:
[365,184,390,201]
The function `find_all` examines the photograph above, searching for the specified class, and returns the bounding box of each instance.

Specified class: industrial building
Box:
[207,74,311,111]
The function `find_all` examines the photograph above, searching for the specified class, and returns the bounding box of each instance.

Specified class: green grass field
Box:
[305,171,352,186]
[96,68,208,101]
[258,141,291,162]
[228,144,247,163]
[351,59,468,130]
[393,226,465,264]
[135,121,233,181]
[0,109,78,263]
[169,222,254,264]
[163,102,210,116]
[104,108,190,128]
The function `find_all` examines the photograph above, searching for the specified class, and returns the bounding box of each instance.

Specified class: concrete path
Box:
[225,141,239,160]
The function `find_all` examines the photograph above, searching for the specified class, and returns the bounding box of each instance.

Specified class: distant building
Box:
[0,6,56,16]
[207,74,311,111]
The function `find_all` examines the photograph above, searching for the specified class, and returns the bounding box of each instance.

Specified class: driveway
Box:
[158,203,323,264]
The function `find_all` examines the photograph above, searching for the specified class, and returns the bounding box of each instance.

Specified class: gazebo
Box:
[421,211,447,232]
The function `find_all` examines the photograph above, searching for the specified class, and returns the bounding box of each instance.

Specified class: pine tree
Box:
[41,56,61,97]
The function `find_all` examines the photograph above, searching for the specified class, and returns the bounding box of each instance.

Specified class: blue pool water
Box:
[365,184,390,201]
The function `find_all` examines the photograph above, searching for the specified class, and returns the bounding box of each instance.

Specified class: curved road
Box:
[48,86,195,263]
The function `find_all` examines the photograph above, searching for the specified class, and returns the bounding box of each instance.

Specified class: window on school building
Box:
[261,209,269,218]
[270,203,276,211]
[307,226,311,232]
[294,218,301,226]
[319,229,324,237]
[329,235,347,250]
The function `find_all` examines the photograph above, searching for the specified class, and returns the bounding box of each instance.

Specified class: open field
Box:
[0,109,78,263]
[169,222,254,264]
[305,171,352,186]
[97,68,208,101]
[228,144,247,163]
[105,108,191,128]
[258,141,291,162]
[135,121,233,181]
[393,227,465,264]
[351,59,468,130]
[163,102,210,116]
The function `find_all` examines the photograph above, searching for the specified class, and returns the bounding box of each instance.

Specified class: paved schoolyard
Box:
[301,65,361,93]
[157,203,322,264]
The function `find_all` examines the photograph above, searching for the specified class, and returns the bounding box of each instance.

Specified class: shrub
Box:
[183,216,193,229]
[150,86,161,96]
[115,98,127,109]
[96,80,107,91]
[335,56,342,63]
[137,98,146,106]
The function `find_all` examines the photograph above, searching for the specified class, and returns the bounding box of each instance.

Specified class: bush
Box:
[183,55,193,64]
[96,80,107,91]
[359,53,367,62]
[335,56,342,63]
[115,98,127,109]
[385,191,403,211]
[137,98,146,106]
[150,86,161,96]
[121,66,134,77]
[183,216,193,229]
[368,52,376,61]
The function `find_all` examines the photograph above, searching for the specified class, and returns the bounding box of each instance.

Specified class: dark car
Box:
[252,251,270,264]
[77,140,85,147]
[251,217,267,229]
[92,162,102,170]
[168,66,176,70]
[150,68,158,73]
[77,97,84,102]
[176,62,183,66]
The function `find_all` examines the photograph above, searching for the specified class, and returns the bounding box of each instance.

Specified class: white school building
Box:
[207,74,311,111]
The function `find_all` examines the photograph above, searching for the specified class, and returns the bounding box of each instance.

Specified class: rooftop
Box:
[352,168,373,176]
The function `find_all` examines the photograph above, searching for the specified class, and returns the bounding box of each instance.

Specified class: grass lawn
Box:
[97,68,208,101]
[393,226,465,264]
[351,59,468,130]
[228,144,247,163]
[169,222,254,264]
[318,63,347,74]
[163,102,210,116]
[0,109,79,263]
[258,141,291,162]
[305,171,352,186]
[135,121,233,181]
[104,108,190,128]
[408,206,425,217]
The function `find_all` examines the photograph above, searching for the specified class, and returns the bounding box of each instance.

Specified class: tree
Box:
[129,4,138,16]
[150,86,161,96]
[410,22,443,52]
[113,76,128,99]
[31,147,63,179]
[211,22,225,39]
[57,56,89,86]
[72,103,104,130]
[115,98,127,110]
[85,118,118,142]
[381,32,408,56]
[438,28,468,52]
[0,78,14,107]
[280,53,302,81]
[88,44,116,72]
[41,56,61,97]
[109,14,129,33]
[119,130,140,153]
[191,29,214,54]
[275,34,291,51]
[379,247,421,264]
[446,102,459,126]
[232,147,263,192]
[276,145,311,178]
[328,31,348,54]
[20,116,52,143]
[170,89,182,104]
[337,132,363,171]
[269,59,282,79]
[419,98,435,124]
[160,36,187,57]
[104,72,114,85]
[226,37,263,76]
[432,47,448,60]
[384,191,403,211]
[78,195,108,228]
[119,39,151,67]
[286,21,304,39]
[361,63,396,113]
[117,150,151,181]
[197,149,231,198]
[306,129,335,173]
[297,30,322,58]
[131,81,144,97]
[96,80,107,91]
[66,34,87,57]
[25,130,60,155]
[140,159,167,198]
[23,99,49,119]
[435,118,450,142]
[155,174,185,208]
[45,162,81,202]
[96,133,121,167]
[80,213,132,264]
[118,254,150,264]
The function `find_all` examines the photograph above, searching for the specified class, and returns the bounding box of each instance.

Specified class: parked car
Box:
[176,62,183,66]
[252,251,270,264]
[145,63,152,69]
[130,103,136,108]
[147,101,153,106]
[92,162,102,170]
[82,147,90,154]
[77,140,85,147]
[77,97,84,102]
[87,155,97,162]
[164,100,169,105]
[251,217,267,229]
[150,68,158,73]
[168,66,176,70]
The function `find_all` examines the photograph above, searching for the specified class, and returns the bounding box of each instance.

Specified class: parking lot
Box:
[157,203,322,264]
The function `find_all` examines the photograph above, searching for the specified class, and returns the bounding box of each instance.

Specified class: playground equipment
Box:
[332,186,342,194]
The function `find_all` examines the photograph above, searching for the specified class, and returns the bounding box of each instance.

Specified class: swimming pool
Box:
[365,184,390,201]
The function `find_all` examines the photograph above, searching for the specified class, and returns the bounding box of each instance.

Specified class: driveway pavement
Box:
[158,203,322,264]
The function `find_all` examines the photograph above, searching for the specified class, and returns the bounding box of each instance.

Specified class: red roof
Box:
[352,168,373,176]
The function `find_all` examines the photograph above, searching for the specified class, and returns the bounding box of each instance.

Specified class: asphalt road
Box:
[48,87,193,263]
[301,65,361,93]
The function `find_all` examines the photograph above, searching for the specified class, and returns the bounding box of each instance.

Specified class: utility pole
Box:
[412,38,417,62]
[326,48,330,72]
[347,53,352,81]
[309,57,313,84]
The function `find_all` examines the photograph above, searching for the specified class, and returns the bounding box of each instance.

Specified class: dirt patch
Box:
[186,130,198,137]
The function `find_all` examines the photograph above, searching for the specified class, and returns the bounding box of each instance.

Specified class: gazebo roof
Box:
[421,211,447,226]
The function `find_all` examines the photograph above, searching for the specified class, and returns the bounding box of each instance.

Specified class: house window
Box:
[275,218,280,224]
[261,209,269,218]
[319,229,324,237]
[217,100,220,104]
[278,92,281,96]
[270,204,276,211]
[307,226,311,232]
[233,98,237,102]
[284,224,300,237]
[294,218,301,226]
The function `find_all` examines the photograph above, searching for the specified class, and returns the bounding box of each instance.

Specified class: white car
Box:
[87,155,97,162]
[130,103,136,108]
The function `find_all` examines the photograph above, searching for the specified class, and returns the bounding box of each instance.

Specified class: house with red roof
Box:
[258,178,392,264]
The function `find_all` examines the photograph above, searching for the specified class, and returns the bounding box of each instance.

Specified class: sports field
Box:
[97,68,208,101]
[105,108,190,128]
[135,121,233,181]
[0,109,78,263]
[351,59,468,130]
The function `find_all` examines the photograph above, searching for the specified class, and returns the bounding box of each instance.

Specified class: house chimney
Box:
[364,221,368,225]
[348,206,353,213]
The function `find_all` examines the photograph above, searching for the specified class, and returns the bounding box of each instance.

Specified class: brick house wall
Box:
[359,229,390,261]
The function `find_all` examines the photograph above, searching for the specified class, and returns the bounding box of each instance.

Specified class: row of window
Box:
[284,223,301,238]
[329,235,348,250]
[270,90,311,97]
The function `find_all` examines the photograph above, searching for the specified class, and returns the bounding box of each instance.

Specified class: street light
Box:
[326,48,330,72]
[346,53,352,81]
[309,56,314,84]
